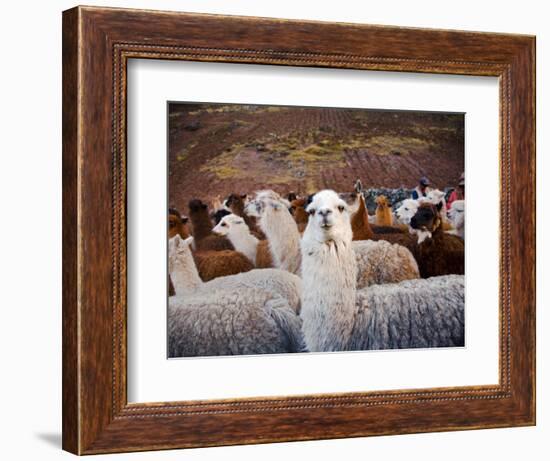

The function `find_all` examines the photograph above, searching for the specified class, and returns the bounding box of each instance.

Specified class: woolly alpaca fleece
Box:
[169,289,305,357]
[169,235,302,313]
[168,236,304,357]
[300,190,464,352]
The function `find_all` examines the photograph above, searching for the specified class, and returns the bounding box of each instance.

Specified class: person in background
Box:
[411,176,432,200]
[447,172,465,209]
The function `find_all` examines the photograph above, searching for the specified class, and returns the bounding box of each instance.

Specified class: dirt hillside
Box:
[168,103,464,211]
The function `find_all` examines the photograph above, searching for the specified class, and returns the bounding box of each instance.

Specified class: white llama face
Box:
[168,235,194,271]
[306,190,352,242]
[395,199,419,224]
[212,214,246,236]
[449,200,465,226]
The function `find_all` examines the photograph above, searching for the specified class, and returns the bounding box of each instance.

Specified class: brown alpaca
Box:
[351,195,462,278]
[351,195,405,240]
[225,193,266,239]
[188,199,234,251]
[351,194,374,240]
[409,203,464,278]
[168,208,190,239]
[289,198,309,233]
[375,195,393,226]
[168,208,190,296]
[193,250,254,282]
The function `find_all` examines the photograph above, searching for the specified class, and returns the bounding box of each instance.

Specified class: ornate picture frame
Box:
[62,5,535,454]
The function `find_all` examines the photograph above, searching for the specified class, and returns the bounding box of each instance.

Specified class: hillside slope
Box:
[168,103,464,210]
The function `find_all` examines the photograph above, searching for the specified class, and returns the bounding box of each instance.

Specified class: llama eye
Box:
[221,223,227,227]
[308,209,315,216]
[338,205,345,212]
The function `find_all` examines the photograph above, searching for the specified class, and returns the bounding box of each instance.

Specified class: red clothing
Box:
[447,190,458,209]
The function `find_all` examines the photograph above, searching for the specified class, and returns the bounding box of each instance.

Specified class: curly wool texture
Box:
[168,289,305,357]
[353,240,420,288]
[349,275,465,350]
[170,235,302,313]
[205,268,302,314]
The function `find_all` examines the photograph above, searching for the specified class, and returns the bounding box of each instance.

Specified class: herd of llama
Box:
[167,180,465,357]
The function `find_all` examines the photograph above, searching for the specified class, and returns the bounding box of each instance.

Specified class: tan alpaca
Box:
[375,195,393,226]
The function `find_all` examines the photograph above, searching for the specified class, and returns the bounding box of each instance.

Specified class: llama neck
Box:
[189,210,213,241]
[376,206,392,225]
[227,230,258,265]
[230,201,245,217]
[260,208,302,275]
[351,196,374,239]
[300,235,358,352]
[417,221,444,245]
[170,249,203,296]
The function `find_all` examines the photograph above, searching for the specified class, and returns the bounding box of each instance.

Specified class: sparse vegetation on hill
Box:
[168,103,464,209]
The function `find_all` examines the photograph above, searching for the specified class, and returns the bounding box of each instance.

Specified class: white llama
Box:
[245,190,419,287]
[212,214,259,265]
[300,190,465,352]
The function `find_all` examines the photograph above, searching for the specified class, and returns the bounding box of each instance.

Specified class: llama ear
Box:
[168,234,182,252]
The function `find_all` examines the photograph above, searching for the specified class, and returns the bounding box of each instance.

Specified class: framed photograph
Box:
[62,5,535,455]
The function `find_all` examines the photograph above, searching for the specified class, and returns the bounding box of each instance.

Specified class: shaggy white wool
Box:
[169,288,304,357]
[167,235,305,357]
[168,234,302,313]
[353,240,420,288]
[300,190,464,353]
[213,214,259,265]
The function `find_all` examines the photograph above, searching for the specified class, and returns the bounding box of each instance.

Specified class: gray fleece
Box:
[168,288,305,358]
[348,275,465,350]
